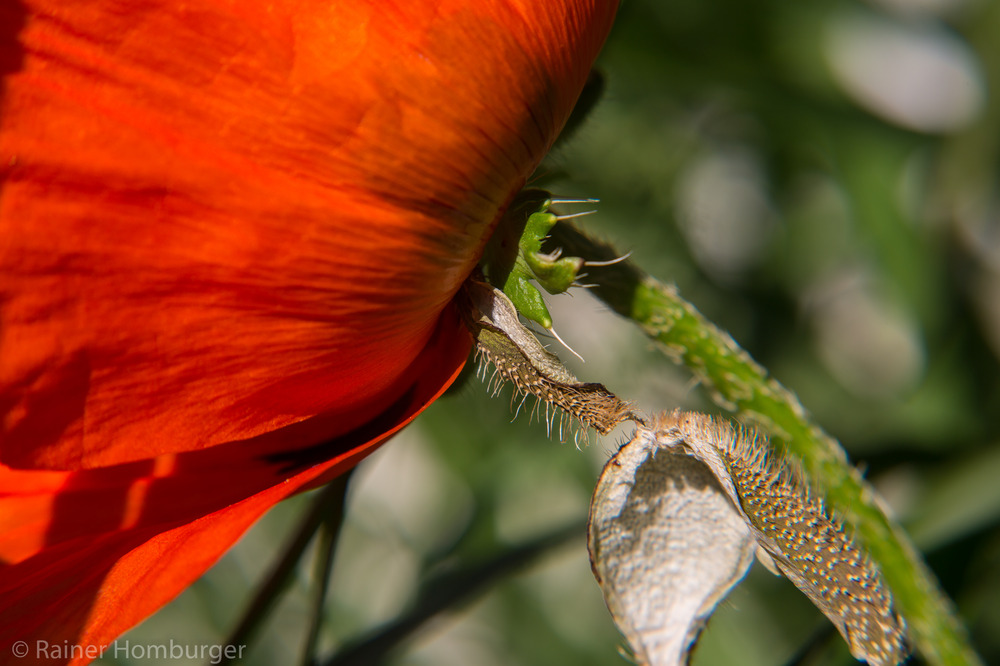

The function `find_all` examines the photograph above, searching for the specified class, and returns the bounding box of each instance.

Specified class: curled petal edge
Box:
[0,307,471,664]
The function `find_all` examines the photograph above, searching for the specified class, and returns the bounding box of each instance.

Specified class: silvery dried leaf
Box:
[588,435,756,666]
[588,411,908,666]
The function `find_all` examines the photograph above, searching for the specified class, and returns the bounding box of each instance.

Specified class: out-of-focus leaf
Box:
[909,443,1000,552]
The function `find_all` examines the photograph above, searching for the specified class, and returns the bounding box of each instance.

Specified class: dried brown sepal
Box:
[460,277,639,436]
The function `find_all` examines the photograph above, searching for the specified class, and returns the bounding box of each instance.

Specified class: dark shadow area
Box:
[0,0,27,95]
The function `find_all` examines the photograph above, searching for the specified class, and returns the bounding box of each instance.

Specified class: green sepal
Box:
[502,271,553,330]
[482,189,587,330]
[522,211,584,295]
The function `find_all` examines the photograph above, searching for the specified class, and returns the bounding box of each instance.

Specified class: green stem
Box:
[299,491,348,666]
[219,473,351,665]
[550,221,982,666]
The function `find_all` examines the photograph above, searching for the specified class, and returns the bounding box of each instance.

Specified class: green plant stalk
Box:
[549,221,982,666]
[220,473,351,665]
[299,492,347,666]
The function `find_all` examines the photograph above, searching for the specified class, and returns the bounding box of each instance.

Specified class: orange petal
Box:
[0,305,470,660]
[0,0,618,469]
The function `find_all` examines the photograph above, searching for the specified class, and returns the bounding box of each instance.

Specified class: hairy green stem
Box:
[549,221,982,666]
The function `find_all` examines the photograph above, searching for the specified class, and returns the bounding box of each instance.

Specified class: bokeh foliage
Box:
[100,0,1000,664]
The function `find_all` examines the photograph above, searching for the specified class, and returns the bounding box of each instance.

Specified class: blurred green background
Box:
[99,0,1000,664]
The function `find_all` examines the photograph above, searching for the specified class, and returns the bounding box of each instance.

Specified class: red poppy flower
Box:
[0,0,617,661]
